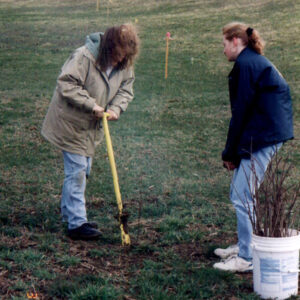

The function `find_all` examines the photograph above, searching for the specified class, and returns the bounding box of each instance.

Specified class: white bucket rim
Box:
[252,229,300,240]
[252,230,300,252]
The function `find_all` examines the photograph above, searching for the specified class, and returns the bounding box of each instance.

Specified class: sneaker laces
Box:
[222,254,238,262]
[223,255,252,267]
[222,254,243,263]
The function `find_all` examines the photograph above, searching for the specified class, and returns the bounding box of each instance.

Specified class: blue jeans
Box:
[230,143,282,260]
[61,151,92,230]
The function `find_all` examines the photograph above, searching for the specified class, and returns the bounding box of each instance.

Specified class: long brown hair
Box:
[97,23,140,71]
[223,22,265,55]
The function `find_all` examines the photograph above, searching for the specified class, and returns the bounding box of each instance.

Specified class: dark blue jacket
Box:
[222,47,294,164]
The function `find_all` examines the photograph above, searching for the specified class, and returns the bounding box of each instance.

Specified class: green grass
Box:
[0,0,299,299]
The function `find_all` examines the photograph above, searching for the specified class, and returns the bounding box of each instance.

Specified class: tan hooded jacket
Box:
[41,33,134,157]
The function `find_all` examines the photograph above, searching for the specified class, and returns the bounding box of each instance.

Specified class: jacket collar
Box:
[236,46,257,62]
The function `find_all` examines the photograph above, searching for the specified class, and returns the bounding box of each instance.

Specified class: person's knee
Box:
[231,195,253,211]
[74,171,86,186]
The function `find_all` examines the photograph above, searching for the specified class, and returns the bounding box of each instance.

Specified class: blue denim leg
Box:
[230,143,282,260]
[61,151,92,230]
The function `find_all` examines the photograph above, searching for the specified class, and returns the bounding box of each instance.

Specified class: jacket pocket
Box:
[58,105,92,130]
[60,119,88,150]
[56,107,92,150]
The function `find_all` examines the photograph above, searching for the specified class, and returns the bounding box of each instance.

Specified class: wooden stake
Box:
[165,32,170,79]
[96,0,100,11]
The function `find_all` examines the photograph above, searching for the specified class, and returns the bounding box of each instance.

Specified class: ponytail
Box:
[246,27,265,55]
[223,22,265,55]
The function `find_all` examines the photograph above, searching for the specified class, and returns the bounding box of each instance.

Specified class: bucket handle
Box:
[281,269,300,273]
[252,243,300,253]
[261,268,300,273]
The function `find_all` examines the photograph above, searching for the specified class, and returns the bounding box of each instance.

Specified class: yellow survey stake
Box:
[102,112,131,246]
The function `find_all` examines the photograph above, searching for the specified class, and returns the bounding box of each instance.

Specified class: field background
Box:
[0,0,299,299]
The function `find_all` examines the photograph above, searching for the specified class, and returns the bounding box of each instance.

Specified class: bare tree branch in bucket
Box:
[235,150,300,238]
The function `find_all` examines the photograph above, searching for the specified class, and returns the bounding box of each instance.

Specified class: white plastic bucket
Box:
[252,230,300,300]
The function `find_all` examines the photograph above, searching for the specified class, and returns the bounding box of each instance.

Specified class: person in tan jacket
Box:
[42,24,140,240]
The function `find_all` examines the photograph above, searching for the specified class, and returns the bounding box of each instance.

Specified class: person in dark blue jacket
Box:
[213,22,294,272]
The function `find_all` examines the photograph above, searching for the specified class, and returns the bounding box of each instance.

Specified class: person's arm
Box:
[222,62,256,164]
[106,68,135,120]
[56,50,99,114]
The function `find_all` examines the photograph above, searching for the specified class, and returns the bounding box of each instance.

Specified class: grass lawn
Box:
[0,0,299,299]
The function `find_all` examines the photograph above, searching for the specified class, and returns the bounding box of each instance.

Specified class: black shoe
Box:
[86,222,98,229]
[68,223,102,240]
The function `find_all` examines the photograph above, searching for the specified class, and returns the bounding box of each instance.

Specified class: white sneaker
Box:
[214,244,239,259]
[213,255,253,272]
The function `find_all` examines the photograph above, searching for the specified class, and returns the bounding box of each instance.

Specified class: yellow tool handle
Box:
[102,113,123,213]
[102,113,130,246]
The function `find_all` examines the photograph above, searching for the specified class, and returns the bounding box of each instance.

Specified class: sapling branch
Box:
[235,150,299,237]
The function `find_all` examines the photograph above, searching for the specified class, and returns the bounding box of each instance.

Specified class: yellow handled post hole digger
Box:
[102,112,131,246]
